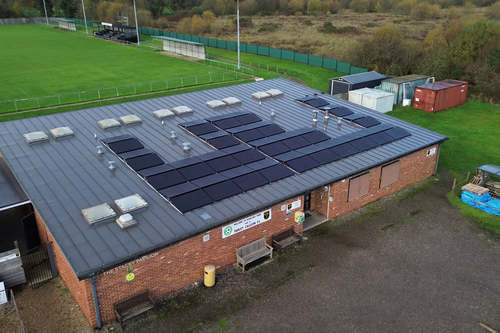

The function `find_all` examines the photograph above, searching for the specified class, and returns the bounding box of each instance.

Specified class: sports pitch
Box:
[0,25,232,101]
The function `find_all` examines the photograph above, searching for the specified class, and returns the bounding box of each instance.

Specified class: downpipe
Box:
[91,275,102,329]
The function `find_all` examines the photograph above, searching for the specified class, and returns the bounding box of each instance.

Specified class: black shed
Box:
[329,71,386,95]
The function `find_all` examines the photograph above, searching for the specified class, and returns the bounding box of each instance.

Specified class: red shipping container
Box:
[413,79,468,113]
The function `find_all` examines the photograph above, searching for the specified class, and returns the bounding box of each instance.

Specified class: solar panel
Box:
[384,127,411,140]
[139,164,174,178]
[295,144,327,155]
[191,174,227,188]
[119,148,152,160]
[169,156,201,169]
[343,113,364,121]
[127,153,164,171]
[259,142,291,157]
[179,119,206,128]
[328,107,354,117]
[169,189,213,213]
[281,136,311,150]
[219,166,253,178]
[309,149,341,165]
[329,143,360,158]
[206,155,241,172]
[147,169,186,190]
[234,113,261,125]
[101,134,134,144]
[245,159,278,171]
[318,103,340,111]
[221,144,252,154]
[196,150,227,162]
[235,129,265,142]
[366,132,394,146]
[274,151,304,163]
[301,131,331,144]
[177,163,215,181]
[316,138,344,150]
[205,111,248,122]
[186,123,218,136]
[295,96,316,102]
[214,118,241,129]
[160,182,198,199]
[108,138,144,154]
[349,137,378,152]
[247,137,278,148]
[305,98,329,108]
[209,135,241,149]
[203,180,242,201]
[286,156,320,173]
[226,121,270,134]
[257,124,285,137]
[259,164,295,182]
[199,131,227,140]
[232,149,266,164]
[232,172,269,191]
[354,116,382,128]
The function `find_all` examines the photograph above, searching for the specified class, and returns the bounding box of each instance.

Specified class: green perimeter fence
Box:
[0,73,244,114]
[72,19,367,75]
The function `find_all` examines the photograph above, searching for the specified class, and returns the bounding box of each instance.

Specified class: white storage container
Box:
[348,88,376,106]
[361,91,395,113]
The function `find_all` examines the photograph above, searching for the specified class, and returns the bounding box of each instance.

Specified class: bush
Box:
[303,19,313,26]
[307,0,323,14]
[447,6,461,19]
[155,16,169,29]
[261,9,273,16]
[349,0,371,12]
[485,2,500,19]
[258,24,279,32]
[411,3,442,20]
[320,21,337,33]
[394,0,416,15]
[232,16,253,27]
[290,0,306,11]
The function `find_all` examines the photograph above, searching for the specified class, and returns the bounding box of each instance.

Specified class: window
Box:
[380,161,401,188]
[348,172,371,202]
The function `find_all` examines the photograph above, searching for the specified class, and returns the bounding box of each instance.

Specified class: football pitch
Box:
[0,25,234,102]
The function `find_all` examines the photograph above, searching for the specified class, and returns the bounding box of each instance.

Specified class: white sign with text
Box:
[222,209,272,238]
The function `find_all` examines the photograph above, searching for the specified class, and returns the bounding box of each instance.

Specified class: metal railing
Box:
[196,58,254,76]
[0,73,248,113]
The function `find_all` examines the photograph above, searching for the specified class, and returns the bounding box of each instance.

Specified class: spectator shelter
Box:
[55,18,76,32]
[93,22,138,43]
[154,36,206,60]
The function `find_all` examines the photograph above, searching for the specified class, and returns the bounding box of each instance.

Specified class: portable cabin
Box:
[413,79,468,113]
[361,90,394,113]
[348,88,374,105]
[380,75,433,104]
[329,71,386,95]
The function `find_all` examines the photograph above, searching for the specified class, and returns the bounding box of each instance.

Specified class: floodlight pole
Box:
[42,0,49,25]
[81,0,89,35]
[133,0,140,46]
[237,0,241,70]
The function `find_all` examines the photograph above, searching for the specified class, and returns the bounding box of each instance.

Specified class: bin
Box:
[204,265,215,287]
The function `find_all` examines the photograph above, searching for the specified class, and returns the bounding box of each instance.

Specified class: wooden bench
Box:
[272,227,302,254]
[236,237,273,272]
[113,290,155,328]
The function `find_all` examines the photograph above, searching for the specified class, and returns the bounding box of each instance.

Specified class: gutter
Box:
[91,275,102,329]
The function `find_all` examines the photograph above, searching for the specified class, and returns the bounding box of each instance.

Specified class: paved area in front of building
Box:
[121,171,500,333]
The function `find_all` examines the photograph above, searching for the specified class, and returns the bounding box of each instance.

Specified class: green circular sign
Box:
[126,273,135,281]
[224,226,232,236]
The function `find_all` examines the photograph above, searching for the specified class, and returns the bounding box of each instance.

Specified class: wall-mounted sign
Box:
[427,148,436,156]
[126,273,135,281]
[287,199,302,211]
[222,209,272,238]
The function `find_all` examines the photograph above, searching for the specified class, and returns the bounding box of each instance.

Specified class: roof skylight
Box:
[23,131,49,144]
[114,194,148,213]
[81,203,117,225]
[98,118,121,130]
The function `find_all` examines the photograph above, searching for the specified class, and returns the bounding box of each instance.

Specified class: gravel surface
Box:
[8,171,500,333]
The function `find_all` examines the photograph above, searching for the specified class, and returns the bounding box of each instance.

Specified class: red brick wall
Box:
[321,145,439,219]
[34,211,98,327]
[68,196,302,326]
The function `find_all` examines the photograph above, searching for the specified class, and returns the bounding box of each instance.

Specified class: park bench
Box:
[236,237,273,272]
[113,290,155,328]
[272,227,302,254]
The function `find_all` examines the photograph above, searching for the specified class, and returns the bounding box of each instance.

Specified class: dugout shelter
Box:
[93,22,138,43]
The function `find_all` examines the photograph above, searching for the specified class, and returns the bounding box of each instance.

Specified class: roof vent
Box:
[172,106,193,116]
[171,131,177,139]
[98,118,121,130]
[114,194,148,213]
[222,97,242,106]
[266,89,284,97]
[82,203,117,225]
[252,91,271,100]
[206,100,226,109]
[120,115,142,126]
[116,214,138,229]
[49,126,74,139]
[108,161,116,171]
[153,109,175,120]
[23,131,49,144]
[97,146,104,155]
[183,142,191,151]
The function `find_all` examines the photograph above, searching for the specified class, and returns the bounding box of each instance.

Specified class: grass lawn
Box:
[0,25,233,101]
[205,47,343,92]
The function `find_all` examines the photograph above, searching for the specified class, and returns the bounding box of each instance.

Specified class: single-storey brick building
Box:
[0,78,446,328]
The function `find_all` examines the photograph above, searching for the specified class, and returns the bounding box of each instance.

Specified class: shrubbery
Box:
[485,2,500,19]
[410,3,442,20]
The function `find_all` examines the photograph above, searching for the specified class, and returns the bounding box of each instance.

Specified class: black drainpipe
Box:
[91,275,102,329]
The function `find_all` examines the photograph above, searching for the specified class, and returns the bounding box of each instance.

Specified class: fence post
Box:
[79,93,81,102]
[196,77,198,84]
[116,88,119,97]
[37,98,40,108]
[14,101,18,111]
[181,78,183,87]
[166,80,168,89]
[98,90,101,99]
[58,95,61,105]
[134,85,136,94]
[223,73,225,81]
[225,63,228,70]
[150,82,152,92]
[210,74,212,83]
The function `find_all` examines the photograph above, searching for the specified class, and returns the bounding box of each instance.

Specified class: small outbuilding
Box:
[54,18,76,31]
[153,36,206,60]
[413,79,468,113]
[380,74,433,104]
[329,71,386,96]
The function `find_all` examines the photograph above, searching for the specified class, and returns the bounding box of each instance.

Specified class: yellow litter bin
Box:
[204,265,216,287]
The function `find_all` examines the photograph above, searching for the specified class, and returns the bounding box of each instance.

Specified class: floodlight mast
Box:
[81,0,89,35]
[42,0,48,25]
[133,0,140,46]
[237,0,241,70]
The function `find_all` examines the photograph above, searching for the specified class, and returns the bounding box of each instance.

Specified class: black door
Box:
[22,213,41,251]
[304,192,311,211]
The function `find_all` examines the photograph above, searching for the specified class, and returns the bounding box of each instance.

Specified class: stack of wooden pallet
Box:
[461,183,489,195]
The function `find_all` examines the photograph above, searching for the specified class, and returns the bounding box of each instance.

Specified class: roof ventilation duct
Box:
[171,131,177,139]
[96,146,104,155]
[116,214,137,229]
[108,161,116,171]
[183,142,191,151]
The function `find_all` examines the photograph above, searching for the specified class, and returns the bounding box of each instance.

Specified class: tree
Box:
[349,0,370,12]
[13,2,24,17]
[307,0,322,14]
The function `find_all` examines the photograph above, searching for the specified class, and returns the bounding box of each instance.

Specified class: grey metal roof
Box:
[0,157,29,210]
[332,71,386,85]
[478,165,500,176]
[0,78,447,280]
[153,36,205,46]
